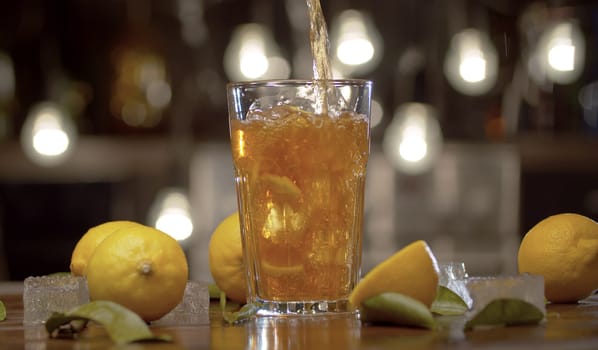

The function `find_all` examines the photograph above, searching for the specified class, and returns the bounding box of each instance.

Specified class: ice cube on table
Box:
[23,275,89,326]
[152,281,210,326]
[466,274,546,320]
[438,262,472,308]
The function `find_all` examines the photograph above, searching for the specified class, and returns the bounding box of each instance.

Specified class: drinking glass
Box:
[227,79,372,316]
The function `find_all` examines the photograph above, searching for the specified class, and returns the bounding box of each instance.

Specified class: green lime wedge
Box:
[465,298,545,330]
[431,286,469,316]
[0,300,6,321]
[45,301,171,344]
[361,292,437,329]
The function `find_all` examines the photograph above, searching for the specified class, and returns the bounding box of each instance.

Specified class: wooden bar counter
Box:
[1,282,598,349]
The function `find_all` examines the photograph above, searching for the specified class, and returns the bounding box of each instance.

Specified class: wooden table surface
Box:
[1,282,598,349]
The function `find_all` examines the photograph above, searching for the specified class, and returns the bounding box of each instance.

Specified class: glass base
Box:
[253,299,357,317]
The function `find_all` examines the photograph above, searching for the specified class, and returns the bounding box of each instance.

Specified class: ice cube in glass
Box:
[152,280,210,326]
[23,274,89,326]
[466,274,546,320]
[438,262,472,308]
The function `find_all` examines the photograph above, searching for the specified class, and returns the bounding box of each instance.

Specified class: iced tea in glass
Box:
[227,80,371,316]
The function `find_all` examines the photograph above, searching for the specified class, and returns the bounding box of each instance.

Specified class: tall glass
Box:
[227,79,372,316]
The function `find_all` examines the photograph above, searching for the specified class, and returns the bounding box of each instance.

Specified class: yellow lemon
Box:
[209,212,247,303]
[518,213,598,303]
[349,240,439,309]
[70,220,142,276]
[86,225,188,322]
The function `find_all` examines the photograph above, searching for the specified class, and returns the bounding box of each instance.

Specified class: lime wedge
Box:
[465,298,545,330]
[431,286,469,316]
[361,292,437,329]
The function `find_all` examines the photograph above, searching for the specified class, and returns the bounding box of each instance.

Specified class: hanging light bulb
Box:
[331,10,382,76]
[444,28,498,96]
[20,102,77,167]
[149,187,194,241]
[383,103,442,175]
[224,23,290,81]
[537,20,585,84]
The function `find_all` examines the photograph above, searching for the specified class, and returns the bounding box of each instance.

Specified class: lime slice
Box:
[465,298,545,330]
[361,292,437,329]
[431,286,469,316]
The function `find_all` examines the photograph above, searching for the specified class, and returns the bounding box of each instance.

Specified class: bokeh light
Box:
[20,102,77,167]
[444,28,498,96]
[149,188,194,242]
[383,103,443,175]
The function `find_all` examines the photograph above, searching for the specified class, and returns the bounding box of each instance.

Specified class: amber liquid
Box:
[231,105,369,302]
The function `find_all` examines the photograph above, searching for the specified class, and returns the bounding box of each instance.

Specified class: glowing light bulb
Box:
[399,126,428,162]
[444,28,497,95]
[383,103,442,174]
[20,102,77,167]
[149,188,194,241]
[548,42,575,72]
[224,23,289,81]
[459,51,487,83]
[337,38,374,66]
[239,37,269,79]
[33,129,69,156]
[537,20,584,84]
[332,10,382,75]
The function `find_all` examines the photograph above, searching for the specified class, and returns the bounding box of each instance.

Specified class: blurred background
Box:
[0,0,597,281]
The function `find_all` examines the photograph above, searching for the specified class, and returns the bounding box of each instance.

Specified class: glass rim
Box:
[226,79,372,89]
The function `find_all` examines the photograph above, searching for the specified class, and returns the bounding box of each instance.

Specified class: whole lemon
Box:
[518,213,598,303]
[86,225,189,322]
[70,220,143,276]
[209,212,247,303]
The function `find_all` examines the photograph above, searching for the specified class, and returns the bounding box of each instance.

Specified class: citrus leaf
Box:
[47,272,72,277]
[431,286,469,316]
[465,298,545,330]
[45,301,172,344]
[209,283,222,299]
[219,291,258,324]
[361,292,437,329]
[0,300,6,321]
[223,303,260,324]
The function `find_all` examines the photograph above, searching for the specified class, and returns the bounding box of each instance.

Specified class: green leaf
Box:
[208,283,222,299]
[45,301,172,344]
[465,298,545,330]
[46,272,72,277]
[431,286,469,316]
[361,292,437,329]
[223,303,260,324]
[0,300,6,321]
[219,291,258,324]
